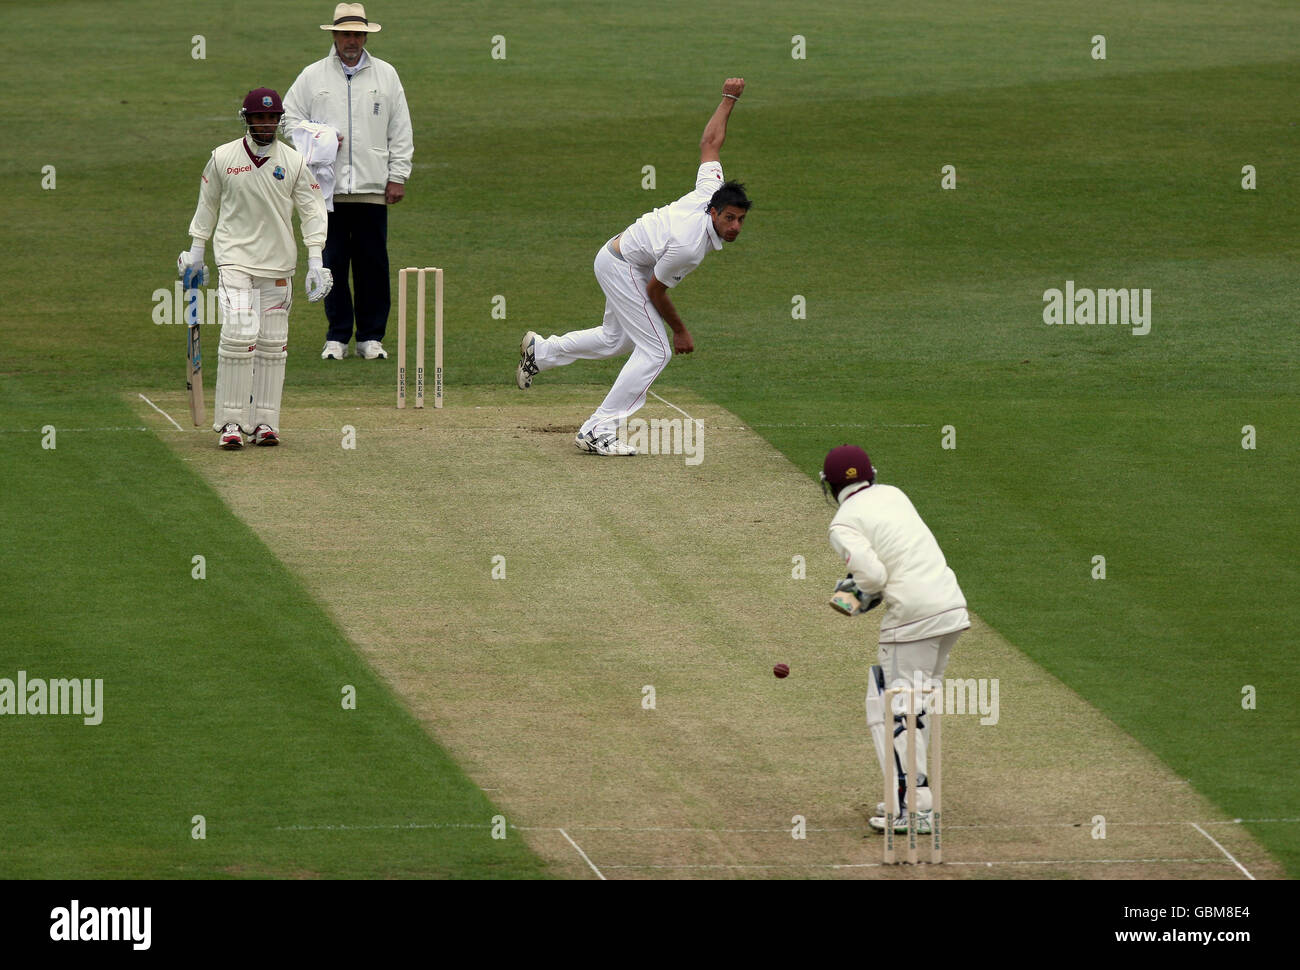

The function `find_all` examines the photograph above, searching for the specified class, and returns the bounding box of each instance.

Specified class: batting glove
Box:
[305,257,333,303]
[834,576,883,614]
[177,249,207,286]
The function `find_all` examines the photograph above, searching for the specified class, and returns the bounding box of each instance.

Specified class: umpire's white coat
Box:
[829,482,970,643]
[282,48,414,199]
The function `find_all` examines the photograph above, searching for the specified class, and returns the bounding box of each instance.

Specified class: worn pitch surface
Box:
[144,387,1281,879]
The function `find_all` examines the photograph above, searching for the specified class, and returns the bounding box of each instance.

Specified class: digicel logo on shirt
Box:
[226,164,253,175]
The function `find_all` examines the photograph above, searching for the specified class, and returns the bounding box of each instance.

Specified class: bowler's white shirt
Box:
[829,482,970,643]
[619,160,726,288]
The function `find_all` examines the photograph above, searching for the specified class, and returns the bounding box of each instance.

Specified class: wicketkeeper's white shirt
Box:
[829,483,970,643]
[619,160,726,288]
[188,137,328,277]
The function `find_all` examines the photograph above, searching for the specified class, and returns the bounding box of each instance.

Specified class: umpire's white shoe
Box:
[575,431,638,456]
[321,340,348,360]
[219,423,244,450]
[516,331,540,389]
[356,340,388,359]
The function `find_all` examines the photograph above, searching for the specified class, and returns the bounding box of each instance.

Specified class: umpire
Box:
[283,3,414,361]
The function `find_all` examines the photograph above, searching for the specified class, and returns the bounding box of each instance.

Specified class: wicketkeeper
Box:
[178,87,332,449]
[820,445,970,835]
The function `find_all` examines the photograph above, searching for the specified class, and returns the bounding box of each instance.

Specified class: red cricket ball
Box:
[773,663,790,679]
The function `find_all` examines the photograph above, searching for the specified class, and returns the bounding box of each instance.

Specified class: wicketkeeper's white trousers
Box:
[533,241,673,437]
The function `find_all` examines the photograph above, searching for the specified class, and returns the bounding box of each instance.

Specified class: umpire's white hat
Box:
[321,3,382,32]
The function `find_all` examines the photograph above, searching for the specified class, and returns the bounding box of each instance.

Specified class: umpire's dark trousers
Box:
[323,201,390,345]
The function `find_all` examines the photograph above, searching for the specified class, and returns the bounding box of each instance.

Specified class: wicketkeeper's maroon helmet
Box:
[820,444,875,502]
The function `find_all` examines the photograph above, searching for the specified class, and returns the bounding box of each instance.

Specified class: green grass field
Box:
[3,0,1296,880]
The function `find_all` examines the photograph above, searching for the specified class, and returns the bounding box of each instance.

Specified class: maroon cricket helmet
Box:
[820,444,875,501]
[241,88,284,116]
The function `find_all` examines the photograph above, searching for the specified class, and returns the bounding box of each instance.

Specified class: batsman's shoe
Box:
[876,786,932,817]
[575,430,638,456]
[321,340,348,360]
[516,331,540,389]
[219,423,244,450]
[356,340,388,360]
[252,424,279,447]
[868,810,932,835]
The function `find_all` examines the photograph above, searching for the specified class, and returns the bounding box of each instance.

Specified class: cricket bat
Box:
[184,266,205,426]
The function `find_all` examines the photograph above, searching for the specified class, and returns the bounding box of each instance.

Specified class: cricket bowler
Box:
[515,78,752,456]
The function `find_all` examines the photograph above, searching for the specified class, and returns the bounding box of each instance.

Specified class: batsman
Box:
[178,87,331,449]
[820,445,970,836]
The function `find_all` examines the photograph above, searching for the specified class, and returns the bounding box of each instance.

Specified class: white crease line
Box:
[0,427,151,433]
[276,822,489,831]
[1204,817,1300,824]
[601,858,1226,871]
[947,858,1223,868]
[559,828,606,880]
[0,421,931,435]
[648,390,695,421]
[555,818,1288,833]
[1190,822,1255,880]
[744,422,931,428]
[274,817,1291,835]
[138,394,184,431]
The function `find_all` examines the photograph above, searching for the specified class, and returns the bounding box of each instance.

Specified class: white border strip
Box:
[138,394,184,431]
[1190,822,1255,880]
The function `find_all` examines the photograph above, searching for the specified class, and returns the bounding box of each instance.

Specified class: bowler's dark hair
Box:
[708,181,752,213]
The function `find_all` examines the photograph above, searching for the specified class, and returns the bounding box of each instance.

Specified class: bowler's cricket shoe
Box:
[575,430,638,456]
[219,423,244,450]
[516,331,540,389]
[356,340,388,359]
[321,340,348,360]
[252,424,279,446]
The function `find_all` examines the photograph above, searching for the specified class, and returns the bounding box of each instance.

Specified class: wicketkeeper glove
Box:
[305,256,333,303]
[830,576,883,616]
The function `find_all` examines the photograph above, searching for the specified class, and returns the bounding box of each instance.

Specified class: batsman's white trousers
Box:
[533,241,673,437]
[212,269,292,433]
[878,631,962,689]
[871,630,963,807]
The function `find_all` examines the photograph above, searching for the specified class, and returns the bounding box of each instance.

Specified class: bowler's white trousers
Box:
[533,240,673,437]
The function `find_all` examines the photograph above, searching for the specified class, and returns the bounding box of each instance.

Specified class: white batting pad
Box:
[252,307,289,431]
[865,668,891,788]
[889,691,931,815]
[212,282,259,432]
